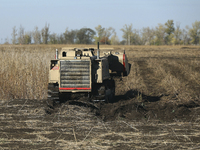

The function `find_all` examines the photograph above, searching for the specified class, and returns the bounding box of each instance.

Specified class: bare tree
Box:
[41,23,50,44]
[110,32,119,45]
[141,27,155,45]
[32,26,41,44]
[103,27,115,44]
[121,24,133,45]
[94,25,105,44]
[18,25,25,44]
[182,28,189,45]
[130,29,142,45]
[174,22,182,45]
[4,37,10,44]
[11,26,17,44]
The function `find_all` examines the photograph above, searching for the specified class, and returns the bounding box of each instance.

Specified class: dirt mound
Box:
[94,98,200,122]
[45,92,200,123]
[95,100,146,121]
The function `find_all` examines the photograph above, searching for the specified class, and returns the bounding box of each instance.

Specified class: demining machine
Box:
[47,43,130,105]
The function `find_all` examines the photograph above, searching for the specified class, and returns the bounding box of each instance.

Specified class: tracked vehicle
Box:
[48,44,130,104]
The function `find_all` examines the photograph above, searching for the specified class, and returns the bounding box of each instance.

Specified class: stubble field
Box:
[0,45,200,149]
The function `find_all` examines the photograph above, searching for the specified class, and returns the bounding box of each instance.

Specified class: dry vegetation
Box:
[119,46,200,102]
[0,45,200,149]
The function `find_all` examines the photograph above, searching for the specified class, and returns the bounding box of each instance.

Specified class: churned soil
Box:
[0,98,200,149]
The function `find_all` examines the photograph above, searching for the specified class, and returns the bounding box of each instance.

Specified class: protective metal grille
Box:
[60,60,90,89]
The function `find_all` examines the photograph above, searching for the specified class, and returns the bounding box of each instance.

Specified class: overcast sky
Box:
[0,0,200,43]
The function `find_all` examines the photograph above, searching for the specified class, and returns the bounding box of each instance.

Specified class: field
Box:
[0,45,200,149]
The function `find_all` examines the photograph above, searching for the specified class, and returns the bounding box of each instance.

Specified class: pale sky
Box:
[0,0,200,43]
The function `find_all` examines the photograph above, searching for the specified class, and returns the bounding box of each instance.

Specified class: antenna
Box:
[97,42,100,59]
[55,49,58,59]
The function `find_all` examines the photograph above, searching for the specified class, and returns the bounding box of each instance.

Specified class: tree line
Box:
[9,20,200,45]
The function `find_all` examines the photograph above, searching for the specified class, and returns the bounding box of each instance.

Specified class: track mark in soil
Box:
[133,57,200,61]
[176,59,200,73]
[136,60,166,96]
[163,63,200,96]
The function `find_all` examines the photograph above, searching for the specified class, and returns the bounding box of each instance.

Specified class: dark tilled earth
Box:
[0,96,200,149]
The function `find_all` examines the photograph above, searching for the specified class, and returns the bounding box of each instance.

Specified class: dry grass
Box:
[115,45,200,103]
[0,45,200,102]
[0,46,53,100]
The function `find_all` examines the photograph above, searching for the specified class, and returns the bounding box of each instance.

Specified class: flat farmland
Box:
[0,45,200,149]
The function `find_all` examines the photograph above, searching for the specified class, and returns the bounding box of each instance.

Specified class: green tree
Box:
[165,20,175,35]
[173,22,182,45]
[189,21,200,45]
[76,28,95,44]
[57,34,65,44]
[154,24,166,45]
[64,28,77,44]
[24,32,32,44]
[164,20,175,44]
[49,33,57,44]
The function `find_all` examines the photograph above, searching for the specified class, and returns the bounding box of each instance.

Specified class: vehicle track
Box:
[163,63,200,97]
[136,60,166,96]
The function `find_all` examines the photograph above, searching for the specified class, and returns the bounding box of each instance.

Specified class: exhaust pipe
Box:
[55,49,58,59]
[97,42,100,59]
